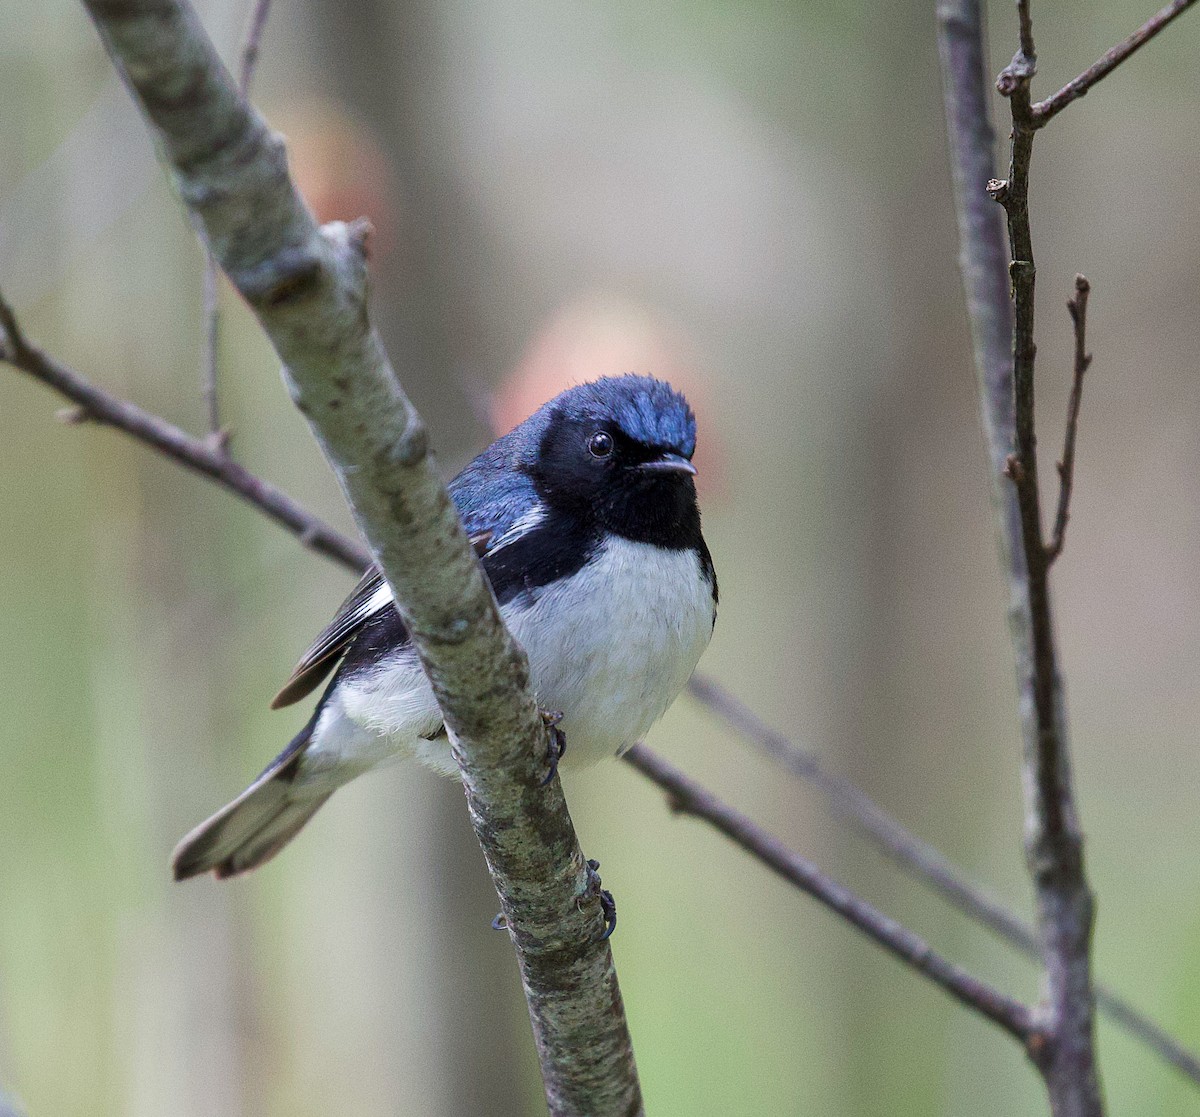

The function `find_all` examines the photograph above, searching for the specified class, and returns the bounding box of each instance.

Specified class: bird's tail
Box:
[172,724,331,881]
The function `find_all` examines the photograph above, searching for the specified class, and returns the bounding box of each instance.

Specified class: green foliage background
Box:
[2,1,1199,1114]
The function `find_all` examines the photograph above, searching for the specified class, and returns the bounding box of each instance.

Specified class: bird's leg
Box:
[539,708,566,786]
[585,858,617,940]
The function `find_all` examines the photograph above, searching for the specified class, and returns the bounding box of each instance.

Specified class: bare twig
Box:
[687,673,1200,1083]
[622,744,1035,1044]
[238,0,273,94]
[1,286,370,572]
[77,2,642,1112]
[942,0,1105,1111]
[198,234,224,447]
[1032,0,1198,126]
[687,676,1036,942]
[1046,276,1092,564]
[195,0,274,450]
[7,282,1200,1083]
[1016,0,1035,61]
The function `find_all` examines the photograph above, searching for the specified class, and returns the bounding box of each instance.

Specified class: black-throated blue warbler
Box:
[173,374,717,880]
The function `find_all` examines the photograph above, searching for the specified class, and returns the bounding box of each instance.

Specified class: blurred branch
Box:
[196,0,274,449]
[686,674,1200,1083]
[935,0,1190,1109]
[198,228,223,447]
[1046,276,1092,565]
[6,292,1200,1083]
[1031,0,1197,125]
[622,745,1034,1043]
[238,0,273,92]
[75,1,642,1113]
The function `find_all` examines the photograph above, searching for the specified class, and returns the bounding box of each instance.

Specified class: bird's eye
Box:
[588,431,614,458]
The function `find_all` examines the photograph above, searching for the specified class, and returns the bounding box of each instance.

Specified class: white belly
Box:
[305,537,714,780]
[509,537,715,766]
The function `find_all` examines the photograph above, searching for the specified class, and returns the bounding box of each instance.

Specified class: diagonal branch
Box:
[0,291,370,572]
[687,673,1200,1083]
[622,745,1035,1043]
[6,300,1199,1083]
[1032,0,1198,126]
[75,1,641,1113]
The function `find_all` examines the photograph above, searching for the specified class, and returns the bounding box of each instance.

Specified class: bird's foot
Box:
[585,858,617,941]
[539,709,566,787]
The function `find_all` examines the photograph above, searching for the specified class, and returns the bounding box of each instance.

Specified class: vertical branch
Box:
[198,232,222,444]
[196,0,273,451]
[938,2,1103,1114]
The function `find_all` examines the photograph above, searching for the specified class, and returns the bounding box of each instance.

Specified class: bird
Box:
[172,374,717,880]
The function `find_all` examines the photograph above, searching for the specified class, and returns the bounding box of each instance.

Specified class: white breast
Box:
[307,536,714,781]
[503,537,715,767]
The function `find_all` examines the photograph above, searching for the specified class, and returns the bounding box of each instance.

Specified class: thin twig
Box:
[1046,276,1092,564]
[238,0,273,95]
[195,0,274,451]
[686,673,1200,1083]
[1032,0,1198,126]
[6,287,1198,1082]
[203,0,271,447]
[949,0,1105,1110]
[1016,0,1036,62]
[621,745,1035,1044]
[1,286,370,572]
[687,676,1035,942]
[198,235,223,447]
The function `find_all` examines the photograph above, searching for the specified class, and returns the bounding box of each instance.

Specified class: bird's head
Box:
[527,375,700,542]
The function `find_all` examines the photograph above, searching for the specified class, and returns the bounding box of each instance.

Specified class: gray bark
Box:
[77,1,641,1112]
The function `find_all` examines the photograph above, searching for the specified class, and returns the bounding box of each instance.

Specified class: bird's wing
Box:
[269,530,499,710]
[270,565,392,709]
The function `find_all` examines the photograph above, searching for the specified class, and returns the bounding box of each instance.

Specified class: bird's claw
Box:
[586,858,617,941]
[539,709,566,787]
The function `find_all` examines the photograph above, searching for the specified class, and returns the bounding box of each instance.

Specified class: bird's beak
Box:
[637,452,697,476]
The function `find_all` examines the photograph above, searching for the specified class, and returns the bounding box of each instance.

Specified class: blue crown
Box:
[556,375,697,457]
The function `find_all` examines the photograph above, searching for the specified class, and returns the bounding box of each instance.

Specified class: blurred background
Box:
[2,0,1199,1113]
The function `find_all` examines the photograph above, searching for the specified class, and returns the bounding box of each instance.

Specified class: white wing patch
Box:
[486,503,548,554]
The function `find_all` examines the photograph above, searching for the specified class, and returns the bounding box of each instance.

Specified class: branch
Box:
[941,1,1104,1111]
[1032,0,1198,126]
[622,745,1035,1044]
[0,290,371,572]
[1046,276,1092,564]
[238,0,273,93]
[75,1,641,1112]
[198,229,223,446]
[7,300,1200,1084]
[687,674,1200,1083]
[196,0,273,449]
